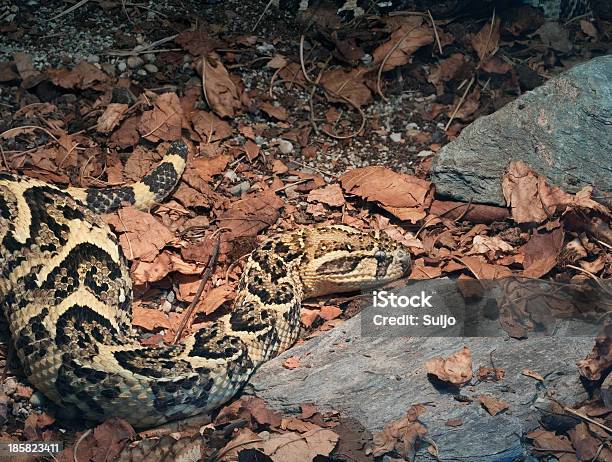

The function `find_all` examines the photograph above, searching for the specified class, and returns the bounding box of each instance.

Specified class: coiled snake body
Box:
[0,141,411,427]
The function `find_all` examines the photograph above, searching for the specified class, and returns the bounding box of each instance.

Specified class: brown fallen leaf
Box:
[373,18,433,72]
[307,184,346,208]
[57,418,135,462]
[132,306,173,331]
[195,284,234,315]
[283,356,301,370]
[97,103,129,133]
[216,396,282,428]
[460,256,513,280]
[201,56,242,118]
[445,418,463,427]
[340,166,434,223]
[192,154,231,181]
[526,428,575,457]
[49,61,110,90]
[477,367,505,382]
[427,53,468,94]
[502,160,611,224]
[319,67,372,107]
[259,101,288,121]
[138,92,183,142]
[478,395,509,416]
[219,189,284,237]
[371,405,428,460]
[105,207,175,262]
[190,110,233,142]
[469,235,513,255]
[568,423,601,461]
[131,251,204,285]
[577,326,612,381]
[471,17,500,62]
[520,226,565,278]
[319,305,342,321]
[425,346,473,386]
[521,368,544,382]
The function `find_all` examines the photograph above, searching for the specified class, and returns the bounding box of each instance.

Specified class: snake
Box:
[0,140,412,428]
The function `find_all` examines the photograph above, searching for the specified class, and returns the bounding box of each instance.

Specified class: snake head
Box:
[301,226,412,297]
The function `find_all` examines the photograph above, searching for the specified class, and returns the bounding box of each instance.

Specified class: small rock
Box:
[127,56,144,69]
[144,53,156,63]
[117,61,127,72]
[144,63,158,73]
[278,139,293,154]
[224,170,238,182]
[29,391,46,408]
[229,181,251,196]
[160,300,172,313]
[136,69,148,77]
[256,43,275,54]
[389,132,403,143]
[87,55,100,64]
[2,378,17,396]
[166,291,175,303]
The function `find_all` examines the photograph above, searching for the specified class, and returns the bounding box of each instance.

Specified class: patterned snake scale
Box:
[0,140,412,428]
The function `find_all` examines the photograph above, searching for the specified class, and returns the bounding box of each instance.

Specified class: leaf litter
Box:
[0,1,611,460]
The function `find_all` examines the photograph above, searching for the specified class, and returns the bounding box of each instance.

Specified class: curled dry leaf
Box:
[216,396,282,428]
[131,250,204,285]
[192,154,231,181]
[373,18,433,72]
[282,356,301,370]
[526,429,574,456]
[191,110,233,142]
[425,346,473,386]
[49,61,110,90]
[371,405,428,460]
[521,368,544,381]
[57,418,135,462]
[97,103,129,133]
[138,92,183,142]
[520,226,564,278]
[202,56,242,118]
[340,166,434,223]
[477,395,509,416]
[105,208,175,262]
[471,17,500,62]
[577,326,612,381]
[132,306,173,331]
[460,256,513,279]
[502,160,611,224]
[307,184,346,208]
[259,101,288,121]
[195,284,234,315]
[319,67,372,107]
[469,235,513,255]
[427,53,467,94]
[219,189,284,237]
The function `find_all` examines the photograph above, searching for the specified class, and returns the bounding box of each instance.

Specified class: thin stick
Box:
[376,25,419,101]
[427,10,443,54]
[51,0,90,21]
[445,76,475,131]
[171,237,221,344]
[201,57,211,109]
[563,406,612,434]
[72,429,92,462]
[253,0,276,32]
[299,35,314,84]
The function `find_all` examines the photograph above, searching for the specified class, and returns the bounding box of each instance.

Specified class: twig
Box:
[72,429,92,462]
[0,144,9,171]
[253,0,277,32]
[51,0,90,21]
[565,264,611,296]
[299,35,314,84]
[201,58,211,109]
[427,10,443,54]
[445,76,475,131]
[274,178,310,192]
[376,25,419,101]
[0,125,59,142]
[171,237,221,344]
[563,406,612,434]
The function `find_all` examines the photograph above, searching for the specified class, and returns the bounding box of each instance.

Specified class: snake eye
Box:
[375,250,387,261]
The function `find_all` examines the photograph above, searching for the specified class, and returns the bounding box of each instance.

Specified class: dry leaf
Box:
[283,356,301,369]
[340,166,434,223]
[132,307,173,331]
[478,395,509,416]
[259,101,288,121]
[192,154,231,181]
[373,19,433,72]
[202,56,242,118]
[319,68,372,107]
[196,284,234,314]
[307,184,346,207]
[371,405,427,460]
[471,18,500,62]
[138,92,183,142]
[219,189,284,237]
[520,227,564,278]
[425,346,472,386]
[521,368,544,381]
[97,103,129,133]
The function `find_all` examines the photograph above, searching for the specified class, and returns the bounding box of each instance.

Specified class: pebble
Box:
[127,56,144,69]
[229,181,251,196]
[417,149,435,157]
[137,69,148,77]
[256,43,275,54]
[389,132,403,142]
[278,139,293,154]
[144,64,158,73]
[87,54,100,64]
[166,291,175,303]
[2,378,17,396]
[144,53,156,63]
[29,391,46,408]
[224,170,238,182]
[160,299,172,313]
[117,61,127,72]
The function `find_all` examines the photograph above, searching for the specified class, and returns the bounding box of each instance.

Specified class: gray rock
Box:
[247,311,593,461]
[29,391,46,407]
[430,55,612,206]
[144,63,158,73]
[127,56,144,69]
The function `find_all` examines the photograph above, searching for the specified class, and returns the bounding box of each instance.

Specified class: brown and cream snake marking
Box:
[0,140,411,428]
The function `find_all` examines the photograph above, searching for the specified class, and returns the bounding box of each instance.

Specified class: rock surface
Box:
[430,55,612,206]
[247,312,594,460]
